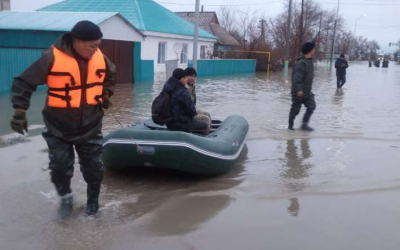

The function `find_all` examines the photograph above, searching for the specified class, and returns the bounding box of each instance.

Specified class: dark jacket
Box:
[335,58,349,76]
[11,33,116,142]
[162,77,197,128]
[291,56,314,95]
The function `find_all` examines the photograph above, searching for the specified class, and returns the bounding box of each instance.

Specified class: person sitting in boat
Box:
[184,67,212,129]
[164,68,209,134]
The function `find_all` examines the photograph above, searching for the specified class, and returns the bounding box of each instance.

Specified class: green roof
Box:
[0,11,118,31]
[39,0,216,39]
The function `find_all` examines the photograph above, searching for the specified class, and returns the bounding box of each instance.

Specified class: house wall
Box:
[99,16,144,42]
[0,30,63,93]
[141,31,216,74]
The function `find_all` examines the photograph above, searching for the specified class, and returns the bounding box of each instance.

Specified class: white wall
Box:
[99,16,144,42]
[141,31,216,73]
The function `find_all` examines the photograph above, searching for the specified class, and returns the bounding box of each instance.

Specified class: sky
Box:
[10,0,399,53]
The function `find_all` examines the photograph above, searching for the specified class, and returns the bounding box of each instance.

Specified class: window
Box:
[180,44,188,64]
[158,42,166,64]
[200,45,206,59]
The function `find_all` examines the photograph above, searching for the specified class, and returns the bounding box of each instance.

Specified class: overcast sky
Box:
[11,0,398,52]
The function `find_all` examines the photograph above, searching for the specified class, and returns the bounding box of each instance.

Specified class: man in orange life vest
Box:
[10,21,116,217]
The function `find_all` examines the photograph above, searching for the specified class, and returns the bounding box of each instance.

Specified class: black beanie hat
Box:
[340,54,345,58]
[173,68,187,80]
[71,20,103,41]
[184,67,197,76]
[301,41,316,55]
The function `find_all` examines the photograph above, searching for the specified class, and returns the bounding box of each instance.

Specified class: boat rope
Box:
[109,110,143,153]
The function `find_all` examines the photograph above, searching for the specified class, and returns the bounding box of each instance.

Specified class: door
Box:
[99,39,134,84]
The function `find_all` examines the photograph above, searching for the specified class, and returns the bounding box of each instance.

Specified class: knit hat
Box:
[340,54,345,58]
[71,21,103,41]
[184,67,197,76]
[172,68,187,80]
[301,41,316,55]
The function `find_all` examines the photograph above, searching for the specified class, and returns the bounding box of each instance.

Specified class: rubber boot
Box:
[301,123,314,131]
[58,193,73,219]
[288,116,295,130]
[86,184,100,216]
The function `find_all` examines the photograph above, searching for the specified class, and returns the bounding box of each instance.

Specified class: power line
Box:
[152,0,284,6]
[358,25,400,29]
[148,0,400,7]
[316,1,400,5]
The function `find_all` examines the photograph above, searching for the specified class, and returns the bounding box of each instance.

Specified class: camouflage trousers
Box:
[194,109,211,129]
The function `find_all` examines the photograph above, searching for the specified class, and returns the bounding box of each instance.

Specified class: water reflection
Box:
[282,139,313,216]
[334,88,344,103]
[100,146,248,236]
[287,198,300,217]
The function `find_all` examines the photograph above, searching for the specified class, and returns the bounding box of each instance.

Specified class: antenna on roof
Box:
[172,42,183,60]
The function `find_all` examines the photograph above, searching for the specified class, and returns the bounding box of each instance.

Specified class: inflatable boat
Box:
[102,115,249,176]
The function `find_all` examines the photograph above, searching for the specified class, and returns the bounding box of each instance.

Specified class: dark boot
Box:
[301,123,314,131]
[58,194,73,219]
[288,115,295,130]
[86,184,101,216]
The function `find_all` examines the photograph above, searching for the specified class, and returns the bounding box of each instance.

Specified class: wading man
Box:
[10,21,116,217]
[288,41,316,131]
[335,54,349,89]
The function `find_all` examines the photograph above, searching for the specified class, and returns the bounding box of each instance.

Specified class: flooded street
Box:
[1,62,400,249]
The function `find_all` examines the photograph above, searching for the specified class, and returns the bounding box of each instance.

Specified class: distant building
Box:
[176,11,241,56]
[0,0,10,11]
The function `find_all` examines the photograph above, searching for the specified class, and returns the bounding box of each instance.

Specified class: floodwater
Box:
[1,62,400,249]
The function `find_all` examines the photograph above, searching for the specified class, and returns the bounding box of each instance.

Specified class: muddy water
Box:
[1,62,400,249]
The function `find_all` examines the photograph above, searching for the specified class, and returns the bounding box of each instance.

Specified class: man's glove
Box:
[102,91,113,109]
[10,109,28,135]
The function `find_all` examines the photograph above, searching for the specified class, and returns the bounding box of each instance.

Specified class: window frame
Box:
[157,42,167,64]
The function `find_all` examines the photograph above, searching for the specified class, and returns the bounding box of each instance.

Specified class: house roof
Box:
[176,11,240,46]
[39,0,216,39]
[210,23,241,46]
[175,12,217,35]
[0,11,118,31]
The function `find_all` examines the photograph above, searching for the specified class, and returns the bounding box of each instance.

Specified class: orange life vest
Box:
[47,46,106,108]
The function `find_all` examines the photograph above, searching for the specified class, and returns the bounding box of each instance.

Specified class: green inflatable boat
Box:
[102,115,249,176]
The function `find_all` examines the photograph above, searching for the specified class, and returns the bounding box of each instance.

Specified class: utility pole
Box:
[298,0,304,55]
[284,0,293,82]
[260,19,266,47]
[315,13,322,59]
[193,0,200,70]
[329,0,340,68]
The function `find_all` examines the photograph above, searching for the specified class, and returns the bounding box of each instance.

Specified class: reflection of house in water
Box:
[282,140,313,217]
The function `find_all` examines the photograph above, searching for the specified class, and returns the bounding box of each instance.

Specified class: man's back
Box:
[163,77,197,125]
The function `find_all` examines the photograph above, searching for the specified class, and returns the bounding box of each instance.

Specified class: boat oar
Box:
[109,110,143,154]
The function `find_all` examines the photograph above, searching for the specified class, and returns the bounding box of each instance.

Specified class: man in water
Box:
[335,54,349,89]
[288,41,316,131]
[10,21,116,218]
